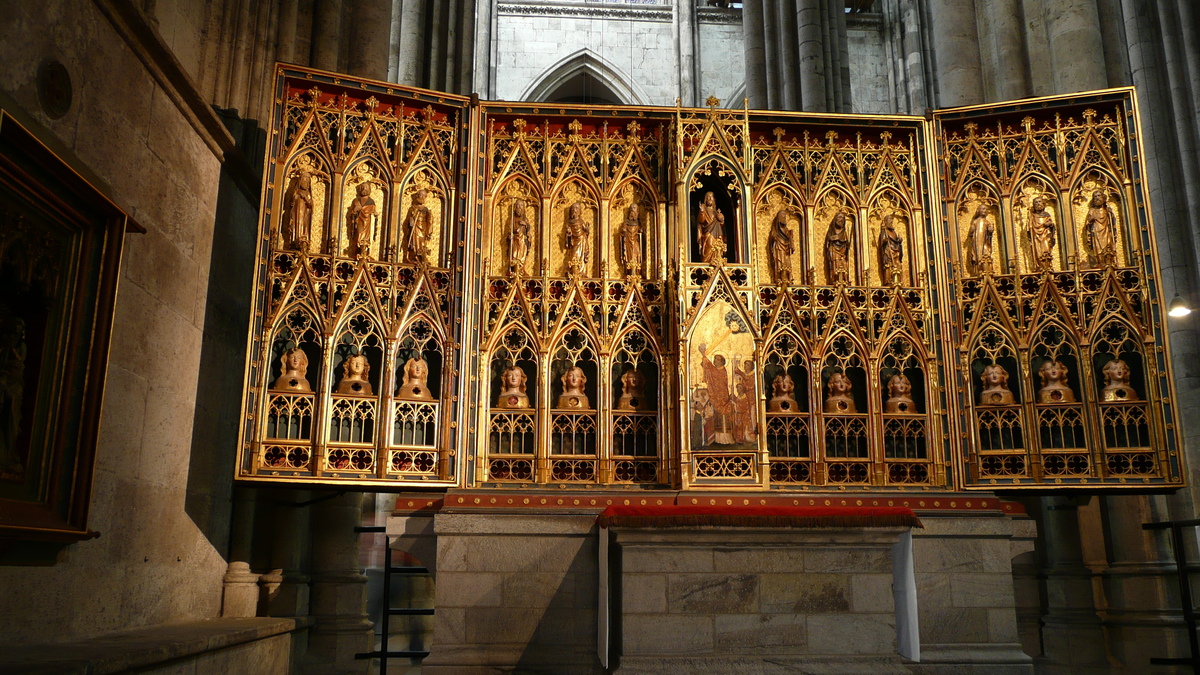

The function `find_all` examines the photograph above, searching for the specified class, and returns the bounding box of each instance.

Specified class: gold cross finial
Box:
[568,119,583,138]
[825,130,839,145]
[364,96,378,113]
[421,105,436,125]
[512,118,527,136]
[1021,116,1035,134]
[773,127,786,144]
[1082,108,1097,125]
[706,95,721,108]
[879,131,892,146]
[964,122,978,137]
[307,87,323,105]
[626,121,641,136]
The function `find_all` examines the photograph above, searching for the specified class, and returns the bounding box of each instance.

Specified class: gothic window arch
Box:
[521,49,649,105]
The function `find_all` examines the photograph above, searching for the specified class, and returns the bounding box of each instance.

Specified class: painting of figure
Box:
[689,299,757,450]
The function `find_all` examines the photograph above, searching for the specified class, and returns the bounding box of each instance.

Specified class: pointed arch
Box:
[521,49,650,105]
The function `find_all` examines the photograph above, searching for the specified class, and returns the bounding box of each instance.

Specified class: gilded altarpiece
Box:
[237,68,1181,493]
[934,90,1184,488]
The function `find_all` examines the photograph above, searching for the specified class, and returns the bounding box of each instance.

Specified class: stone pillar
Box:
[306,492,371,674]
[742,0,768,108]
[473,0,493,96]
[761,0,781,109]
[926,0,984,106]
[890,0,928,114]
[310,0,343,72]
[1095,0,1131,86]
[395,0,427,88]
[345,0,391,81]
[796,0,827,112]
[260,489,312,617]
[1038,497,1107,672]
[774,0,798,110]
[677,0,698,106]
[1022,0,1055,96]
[976,0,1031,101]
[1044,0,1108,92]
[222,561,262,618]
[1101,494,1188,668]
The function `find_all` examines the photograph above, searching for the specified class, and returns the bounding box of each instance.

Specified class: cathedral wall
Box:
[493,10,678,105]
[0,0,228,642]
[847,14,891,114]
[697,13,744,104]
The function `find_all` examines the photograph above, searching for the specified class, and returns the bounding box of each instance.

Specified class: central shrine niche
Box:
[236,65,1183,493]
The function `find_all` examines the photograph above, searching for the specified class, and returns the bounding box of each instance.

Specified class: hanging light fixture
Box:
[1168,293,1192,318]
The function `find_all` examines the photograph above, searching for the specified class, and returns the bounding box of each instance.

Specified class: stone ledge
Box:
[0,617,308,674]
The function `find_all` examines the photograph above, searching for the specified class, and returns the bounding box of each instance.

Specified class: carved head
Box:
[1091,190,1107,207]
[882,213,895,230]
[569,202,584,220]
[833,210,847,227]
[975,203,990,218]
[1038,360,1068,385]
[281,347,308,375]
[356,182,372,198]
[513,198,526,217]
[887,373,911,398]
[703,191,715,207]
[561,366,586,392]
[405,357,429,381]
[622,368,645,388]
[502,365,527,392]
[297,171,311,190]
[627,203,640,219]
[1032,197,1045,212]
[342,353,370,379]
[413,189,427,205]
[773,374,794,396]
[981,363,1009,388]
[827,372,852,396]
[1103,358,1131,385]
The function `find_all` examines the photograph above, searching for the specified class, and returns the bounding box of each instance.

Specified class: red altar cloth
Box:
[596,505,922,529]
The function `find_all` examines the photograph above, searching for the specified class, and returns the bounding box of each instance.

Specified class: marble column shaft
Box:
[742,0,768,108]
[677,0,698,107]
[926,0,984,106]
[262,489,312,617]
[775,0,798,110]
[307,492,371,674]
[346,0,390,81]
[976,0,1031,101]
[796,0,827,112]
[1044,0,1108,92]
[310,0,343,72]
[395,0,427,88]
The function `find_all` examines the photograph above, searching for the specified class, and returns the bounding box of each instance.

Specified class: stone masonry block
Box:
[501,571,571,609]
[435,572,502,608]
[760,574,850,614]
[464,607,541,645]
[805,547,892,573]
[852,573,895,613]
[712,547,804,573]
[919,607,990,643]
[713,613,807,653]
[621,574,667,614]
[950,573,1018,609]
[667,574,758,614]
[623,546,713,573]
[807,614,897,655]
[623,614,714,655]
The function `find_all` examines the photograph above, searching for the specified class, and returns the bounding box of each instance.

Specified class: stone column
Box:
[775,0,798,110]
[395,0,427,88]
[1044,0,1108,92]
[889,0,927,114]
[260,489,313,617]
[677,0,698,106]
[311,0,343,72]
[1038,497,1107,671]
[1022,0,1055,96]
[976,0,1031,101]
[761,0,781,109]
[1101,494,1188,668]
[306,492,372,674]
[796,0,827,112]
[1095,0,1131,86]
[345,0,391,81]
[926,0,983,106]
[742,0,768,108]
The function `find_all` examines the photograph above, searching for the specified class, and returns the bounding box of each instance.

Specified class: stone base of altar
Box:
[394,495,1035,674]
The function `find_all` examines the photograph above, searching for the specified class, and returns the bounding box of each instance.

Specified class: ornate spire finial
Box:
[706,95,721,108]
[568,119,583,140]
[825,130,839,145]
[773,127,786,144]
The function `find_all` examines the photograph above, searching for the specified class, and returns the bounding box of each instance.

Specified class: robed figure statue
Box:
[768,207,795,285]
[620,203,644,276]
[965,204,994,276]
[696,191,726,263]
[1084,190,1118,267]
[877,214,904,285]
[401,189,433,264]
[1028,197,1056,272]
[824,210,851,284]
[508,198,532,275]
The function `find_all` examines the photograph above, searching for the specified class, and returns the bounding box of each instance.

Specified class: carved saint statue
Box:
[824,210,852,284]
[1085,190,1119,267]
[1036,359,1075,403]
[617,367,647,410]
[877,214,904,286]
[401,189,433,264]
[965,204,994,276]
[283,170,313,251]
[556,366,590,409]
[620,203,644,276]
[1028,197,1056,272]
[396,357,434,401]
[884,373,915,413]
[1101,359,1139,401]
[346,183,377,258]
[508,198,532,275]
[564,202,591,275]
[271,347,312,392]
[767,373,800,412]
[335,353,373,396]
[696,191,726,263]
[495,365,530,409]
[768,207,796,286]
[824,372,856,413]
[979,363,1015,406]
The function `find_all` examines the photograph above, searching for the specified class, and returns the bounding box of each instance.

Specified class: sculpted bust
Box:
[495,365,530,409]
[396,357,434,401]
[556,366,590,410]
[768,373,800,412]
[979,364,1015,406]
[617,368,647,411]
[1036,360,1076,403]
[335,353,373,396]
[271,347,312,392]
[884,373,916,413]
[1101,359,1139,401]
[824,372,857,413]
